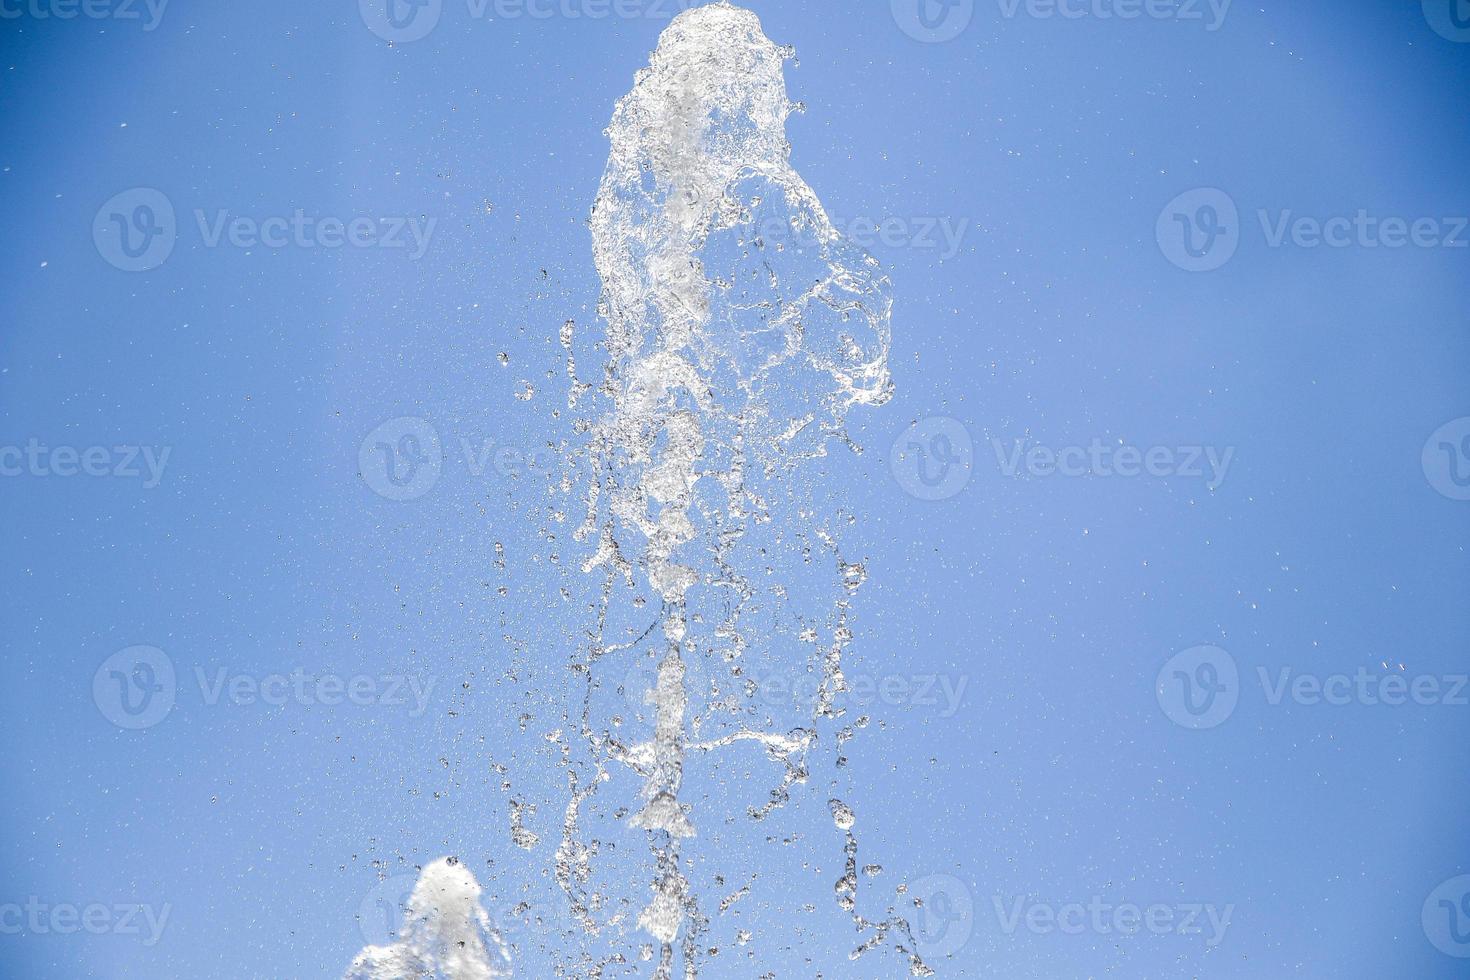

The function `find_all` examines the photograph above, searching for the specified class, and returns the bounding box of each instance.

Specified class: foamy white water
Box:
[344,858,513,980]
[553,4,929,976]
[344,5,934,976]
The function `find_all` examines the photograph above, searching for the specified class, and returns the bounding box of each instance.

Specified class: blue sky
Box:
[1,0,1469,977]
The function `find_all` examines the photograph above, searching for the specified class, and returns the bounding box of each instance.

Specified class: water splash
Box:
[342,5,929,976]
[344,858,513,980]
[544,3,929,976]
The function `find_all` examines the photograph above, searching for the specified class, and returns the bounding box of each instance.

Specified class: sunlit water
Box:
[344,4,933,976]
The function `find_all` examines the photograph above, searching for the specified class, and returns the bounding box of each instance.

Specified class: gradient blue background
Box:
[1,0,1468,976]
